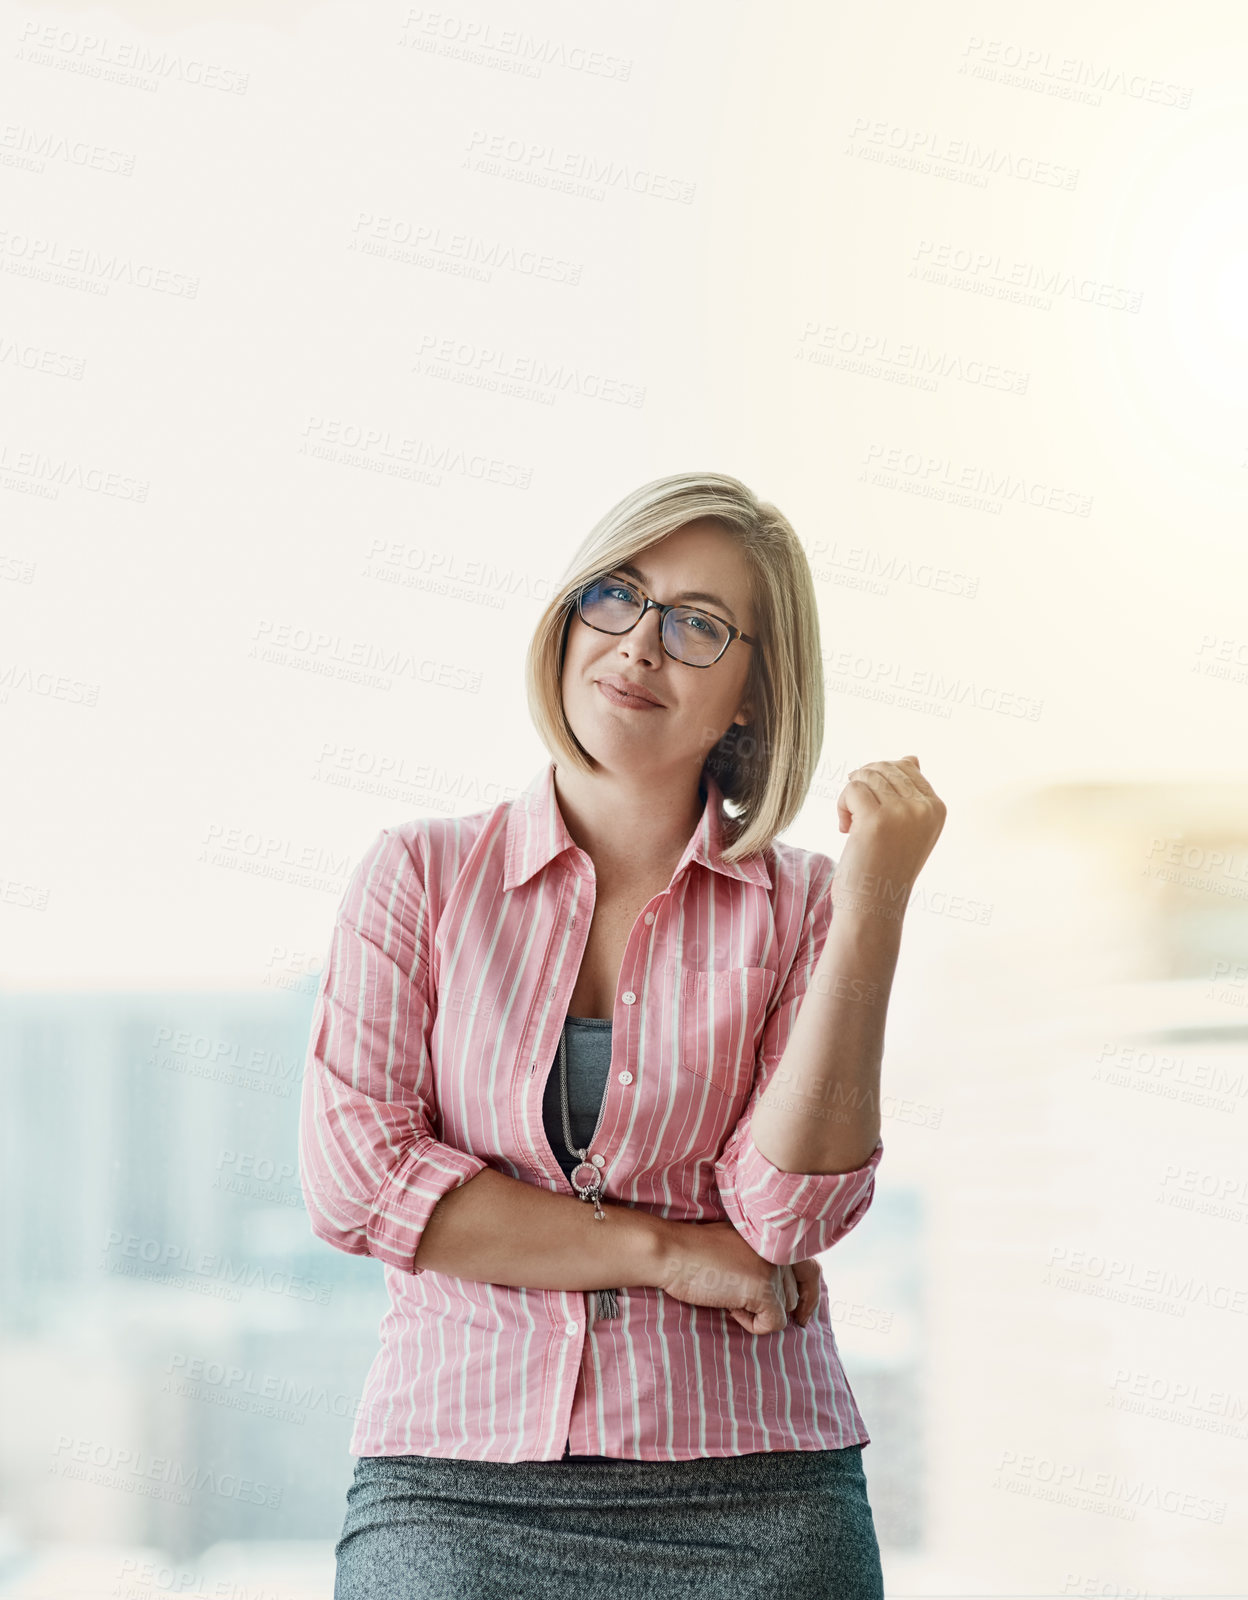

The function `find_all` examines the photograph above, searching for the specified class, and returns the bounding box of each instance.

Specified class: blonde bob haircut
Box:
[524,471,825,867]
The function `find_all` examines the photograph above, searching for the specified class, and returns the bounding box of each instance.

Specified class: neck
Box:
[552,761,707,887]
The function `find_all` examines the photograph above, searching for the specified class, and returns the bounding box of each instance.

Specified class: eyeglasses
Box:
[573,574,756,669]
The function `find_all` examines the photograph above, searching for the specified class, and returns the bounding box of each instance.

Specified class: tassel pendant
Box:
[560,1028,619,1320]
[573,1173,618,1319]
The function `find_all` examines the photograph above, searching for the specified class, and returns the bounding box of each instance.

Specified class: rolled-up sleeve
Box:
[298,826,489,1274]
[712,855,884,1265]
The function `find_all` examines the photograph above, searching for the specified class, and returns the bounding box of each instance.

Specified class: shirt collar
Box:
[503,760,772,893]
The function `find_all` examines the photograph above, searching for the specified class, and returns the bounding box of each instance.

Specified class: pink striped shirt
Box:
[298,760,884,1461]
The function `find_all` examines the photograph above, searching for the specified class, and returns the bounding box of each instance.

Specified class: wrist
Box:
[634,1210,680,1289]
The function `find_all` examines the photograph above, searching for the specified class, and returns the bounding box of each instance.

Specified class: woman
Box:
[299,471,946,1597]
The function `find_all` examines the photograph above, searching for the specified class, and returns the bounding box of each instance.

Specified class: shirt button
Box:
[617,1071,633,1085]
[591,1153,605,1168]
[565,1321,578,1336]
[622,991,636,1005]
[644,913,654,925]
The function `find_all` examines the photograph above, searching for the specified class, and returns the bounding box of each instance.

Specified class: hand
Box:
[834,754,946,918]
[725,1256,824,1333]
[653,1220,819,1335]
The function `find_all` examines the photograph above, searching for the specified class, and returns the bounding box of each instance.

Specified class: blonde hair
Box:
[524,471,825,866]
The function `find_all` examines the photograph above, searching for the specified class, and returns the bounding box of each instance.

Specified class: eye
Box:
[679,610,719,637]
[592,577,639,603]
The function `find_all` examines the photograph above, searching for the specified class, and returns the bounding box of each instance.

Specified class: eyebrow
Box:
[612,562,740,626]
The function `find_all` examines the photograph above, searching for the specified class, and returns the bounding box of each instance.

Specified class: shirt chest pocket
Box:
[676,966,773,1100]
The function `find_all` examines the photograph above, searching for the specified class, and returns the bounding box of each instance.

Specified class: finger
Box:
[839,771,896,823]
[876,757,937,798]
[793,1259,822,1325]
[836,773,887,832]
[846,764,913,801]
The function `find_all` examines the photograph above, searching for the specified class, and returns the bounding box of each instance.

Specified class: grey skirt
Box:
[334,1441,884,1600]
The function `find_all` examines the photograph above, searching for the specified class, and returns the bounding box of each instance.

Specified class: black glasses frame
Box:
[573,574,756,669]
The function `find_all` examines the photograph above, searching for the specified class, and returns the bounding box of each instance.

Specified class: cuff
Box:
[365,1134,491,1274]
[729,1132,883,1264]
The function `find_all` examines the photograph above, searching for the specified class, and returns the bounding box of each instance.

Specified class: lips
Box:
[596,676,664,709]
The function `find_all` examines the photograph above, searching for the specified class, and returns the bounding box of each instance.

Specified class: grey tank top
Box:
[541,1016,613,1186]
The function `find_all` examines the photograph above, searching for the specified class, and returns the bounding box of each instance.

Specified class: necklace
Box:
[558,1022,619,1320]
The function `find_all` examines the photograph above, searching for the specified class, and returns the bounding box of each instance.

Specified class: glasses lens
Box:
[579,579,642,633]
[664,606,728,666]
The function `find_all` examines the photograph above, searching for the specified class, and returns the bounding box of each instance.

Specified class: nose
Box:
[619,602,665,663]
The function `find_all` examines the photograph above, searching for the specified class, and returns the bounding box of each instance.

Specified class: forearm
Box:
[750,901,901,1175]
[413,1167,669,1290]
